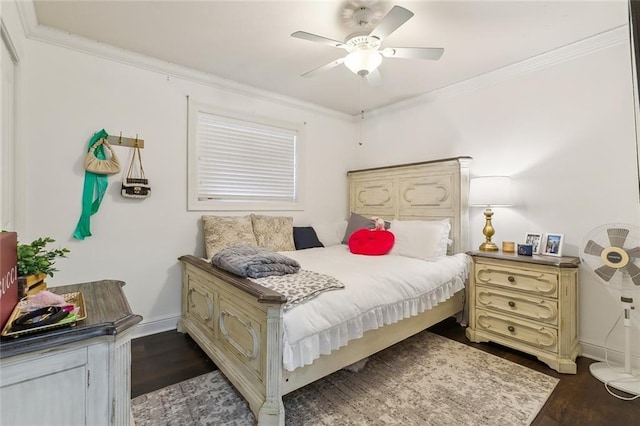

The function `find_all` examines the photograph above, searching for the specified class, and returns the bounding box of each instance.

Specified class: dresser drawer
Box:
[475,262,558,297]
[475,308,558,353]
[476,285,558,325]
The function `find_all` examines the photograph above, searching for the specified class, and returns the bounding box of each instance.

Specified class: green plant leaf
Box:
[16,237,70,277]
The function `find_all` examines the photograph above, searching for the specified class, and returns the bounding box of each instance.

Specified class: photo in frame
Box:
[542,233,564,257]
[524,232,543,254]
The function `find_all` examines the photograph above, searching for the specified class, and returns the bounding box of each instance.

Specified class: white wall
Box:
[17,40,355,335]
[355,41,640,365]
[6,0,640,364]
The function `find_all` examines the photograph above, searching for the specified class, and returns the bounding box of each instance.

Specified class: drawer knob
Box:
[508,276,515,282]
[508,325,515,332]
[508,301,516,308]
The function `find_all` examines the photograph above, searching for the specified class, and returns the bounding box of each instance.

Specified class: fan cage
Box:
[581,223,640,290]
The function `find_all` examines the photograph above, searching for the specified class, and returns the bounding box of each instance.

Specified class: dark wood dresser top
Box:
[0,280,142,359]
[468,250,581,268]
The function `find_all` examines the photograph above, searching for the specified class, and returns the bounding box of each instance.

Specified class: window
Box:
[188,101,304,211]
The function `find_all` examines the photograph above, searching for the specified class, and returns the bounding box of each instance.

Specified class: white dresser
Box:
[0,280,142,425]
[465,251,581,374]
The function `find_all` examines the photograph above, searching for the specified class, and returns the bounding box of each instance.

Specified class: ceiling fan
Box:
[291,5,444,84]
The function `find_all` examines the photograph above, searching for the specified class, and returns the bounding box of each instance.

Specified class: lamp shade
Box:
[344,49,383,76]
[469,176,513,207]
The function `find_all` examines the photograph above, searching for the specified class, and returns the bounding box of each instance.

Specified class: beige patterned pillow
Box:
[202,215,258,259]
[251,214,295,252]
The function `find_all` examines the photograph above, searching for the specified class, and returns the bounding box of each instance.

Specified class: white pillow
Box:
[389,219,451,260]
[311,220,348,247]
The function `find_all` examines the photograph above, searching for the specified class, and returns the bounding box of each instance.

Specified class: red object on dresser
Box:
[348,228,395,255]
[0,232,19,330]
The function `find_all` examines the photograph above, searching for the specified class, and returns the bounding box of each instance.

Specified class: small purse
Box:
[121,147,151,199]
[84,138,121,175]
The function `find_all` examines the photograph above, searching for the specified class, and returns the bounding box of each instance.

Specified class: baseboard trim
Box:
[131,315,181,339]
[580,339,640,370]
[131,317,640,372]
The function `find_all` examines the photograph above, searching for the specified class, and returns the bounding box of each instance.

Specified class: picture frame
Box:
[524,232,543,254]
[542,233,564,257]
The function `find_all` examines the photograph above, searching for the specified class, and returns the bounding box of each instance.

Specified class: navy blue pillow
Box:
[293,227,324,250]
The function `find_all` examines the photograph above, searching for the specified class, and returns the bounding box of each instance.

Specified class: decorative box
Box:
[517,244,533,256]
[502,241,515,253]
[1,232,19,330]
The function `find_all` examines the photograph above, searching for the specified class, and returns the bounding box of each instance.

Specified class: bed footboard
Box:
[178,255,286,425]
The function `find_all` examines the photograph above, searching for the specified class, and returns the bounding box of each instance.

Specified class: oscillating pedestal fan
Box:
[581,224,640,398]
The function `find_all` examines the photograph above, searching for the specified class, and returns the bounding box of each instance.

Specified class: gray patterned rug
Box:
[131,331,558,425]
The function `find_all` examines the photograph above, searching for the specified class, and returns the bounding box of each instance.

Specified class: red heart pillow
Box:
[348,228,395,256]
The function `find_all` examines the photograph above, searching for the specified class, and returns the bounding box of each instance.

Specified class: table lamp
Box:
[469,176,512,251]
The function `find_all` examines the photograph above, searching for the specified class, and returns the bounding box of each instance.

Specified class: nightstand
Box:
[465,250,582,374]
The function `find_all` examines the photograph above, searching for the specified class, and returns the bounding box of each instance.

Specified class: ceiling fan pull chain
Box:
[358,77,364,146]
[359,109,365,146]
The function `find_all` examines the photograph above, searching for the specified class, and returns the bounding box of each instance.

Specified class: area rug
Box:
[131,331,558,425]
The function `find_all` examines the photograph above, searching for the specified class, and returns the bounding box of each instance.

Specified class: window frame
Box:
[187,100,305,211]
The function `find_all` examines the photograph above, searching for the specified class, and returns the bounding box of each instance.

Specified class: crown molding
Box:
[15,0,38,37]
[15,1,351,122]
[15,1,628,121]
[367,25,629,117]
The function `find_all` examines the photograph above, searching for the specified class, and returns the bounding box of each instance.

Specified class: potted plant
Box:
[17,237,70,297]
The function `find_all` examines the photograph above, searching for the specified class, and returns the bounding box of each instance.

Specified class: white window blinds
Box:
[195,111,298,204]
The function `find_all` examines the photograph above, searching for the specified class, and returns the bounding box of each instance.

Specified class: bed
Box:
[178,156,471,425]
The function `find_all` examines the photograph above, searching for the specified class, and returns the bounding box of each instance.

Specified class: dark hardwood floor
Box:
[131,329,218,398]
[131,318,639,425]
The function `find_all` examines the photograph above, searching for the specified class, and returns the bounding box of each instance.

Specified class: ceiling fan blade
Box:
[584,240,605,256]
[595,264,616,282]
[291,31,347,49]
[607,227,629,248]
[365,68,382,86]
[301,57,345,78]
[381,47,444,60]
[626,246,640,258]
[625,261,640,285]
[369,6,414,41]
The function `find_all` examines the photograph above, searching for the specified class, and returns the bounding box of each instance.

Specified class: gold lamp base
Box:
[479,207,499,252]
[479,241,499,252]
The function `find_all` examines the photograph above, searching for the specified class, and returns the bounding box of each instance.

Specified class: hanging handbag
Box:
[84,138,121,175]
[121,146,151,199]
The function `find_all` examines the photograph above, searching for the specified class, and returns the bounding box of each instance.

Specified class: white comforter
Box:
[279,245,469,371]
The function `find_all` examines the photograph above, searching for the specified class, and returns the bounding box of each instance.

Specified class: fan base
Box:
[590,362,640,396]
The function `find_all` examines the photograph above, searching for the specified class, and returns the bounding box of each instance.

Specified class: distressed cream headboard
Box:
[347,156,472,254]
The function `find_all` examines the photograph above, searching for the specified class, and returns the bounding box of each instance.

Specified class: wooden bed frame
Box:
[178,156,471,425]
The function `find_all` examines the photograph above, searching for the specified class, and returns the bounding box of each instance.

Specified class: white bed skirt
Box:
[280,247,469,371]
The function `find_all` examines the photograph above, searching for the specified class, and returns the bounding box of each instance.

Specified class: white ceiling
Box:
[32,0,629,115]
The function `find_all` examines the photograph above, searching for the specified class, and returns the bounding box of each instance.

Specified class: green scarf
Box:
[73,129,109,240]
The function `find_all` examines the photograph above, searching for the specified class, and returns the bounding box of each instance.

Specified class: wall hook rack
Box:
[107,131,144,149]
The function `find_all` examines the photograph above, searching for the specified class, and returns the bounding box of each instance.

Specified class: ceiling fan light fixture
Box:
[344,49,382,76]
[293,5,443,82]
